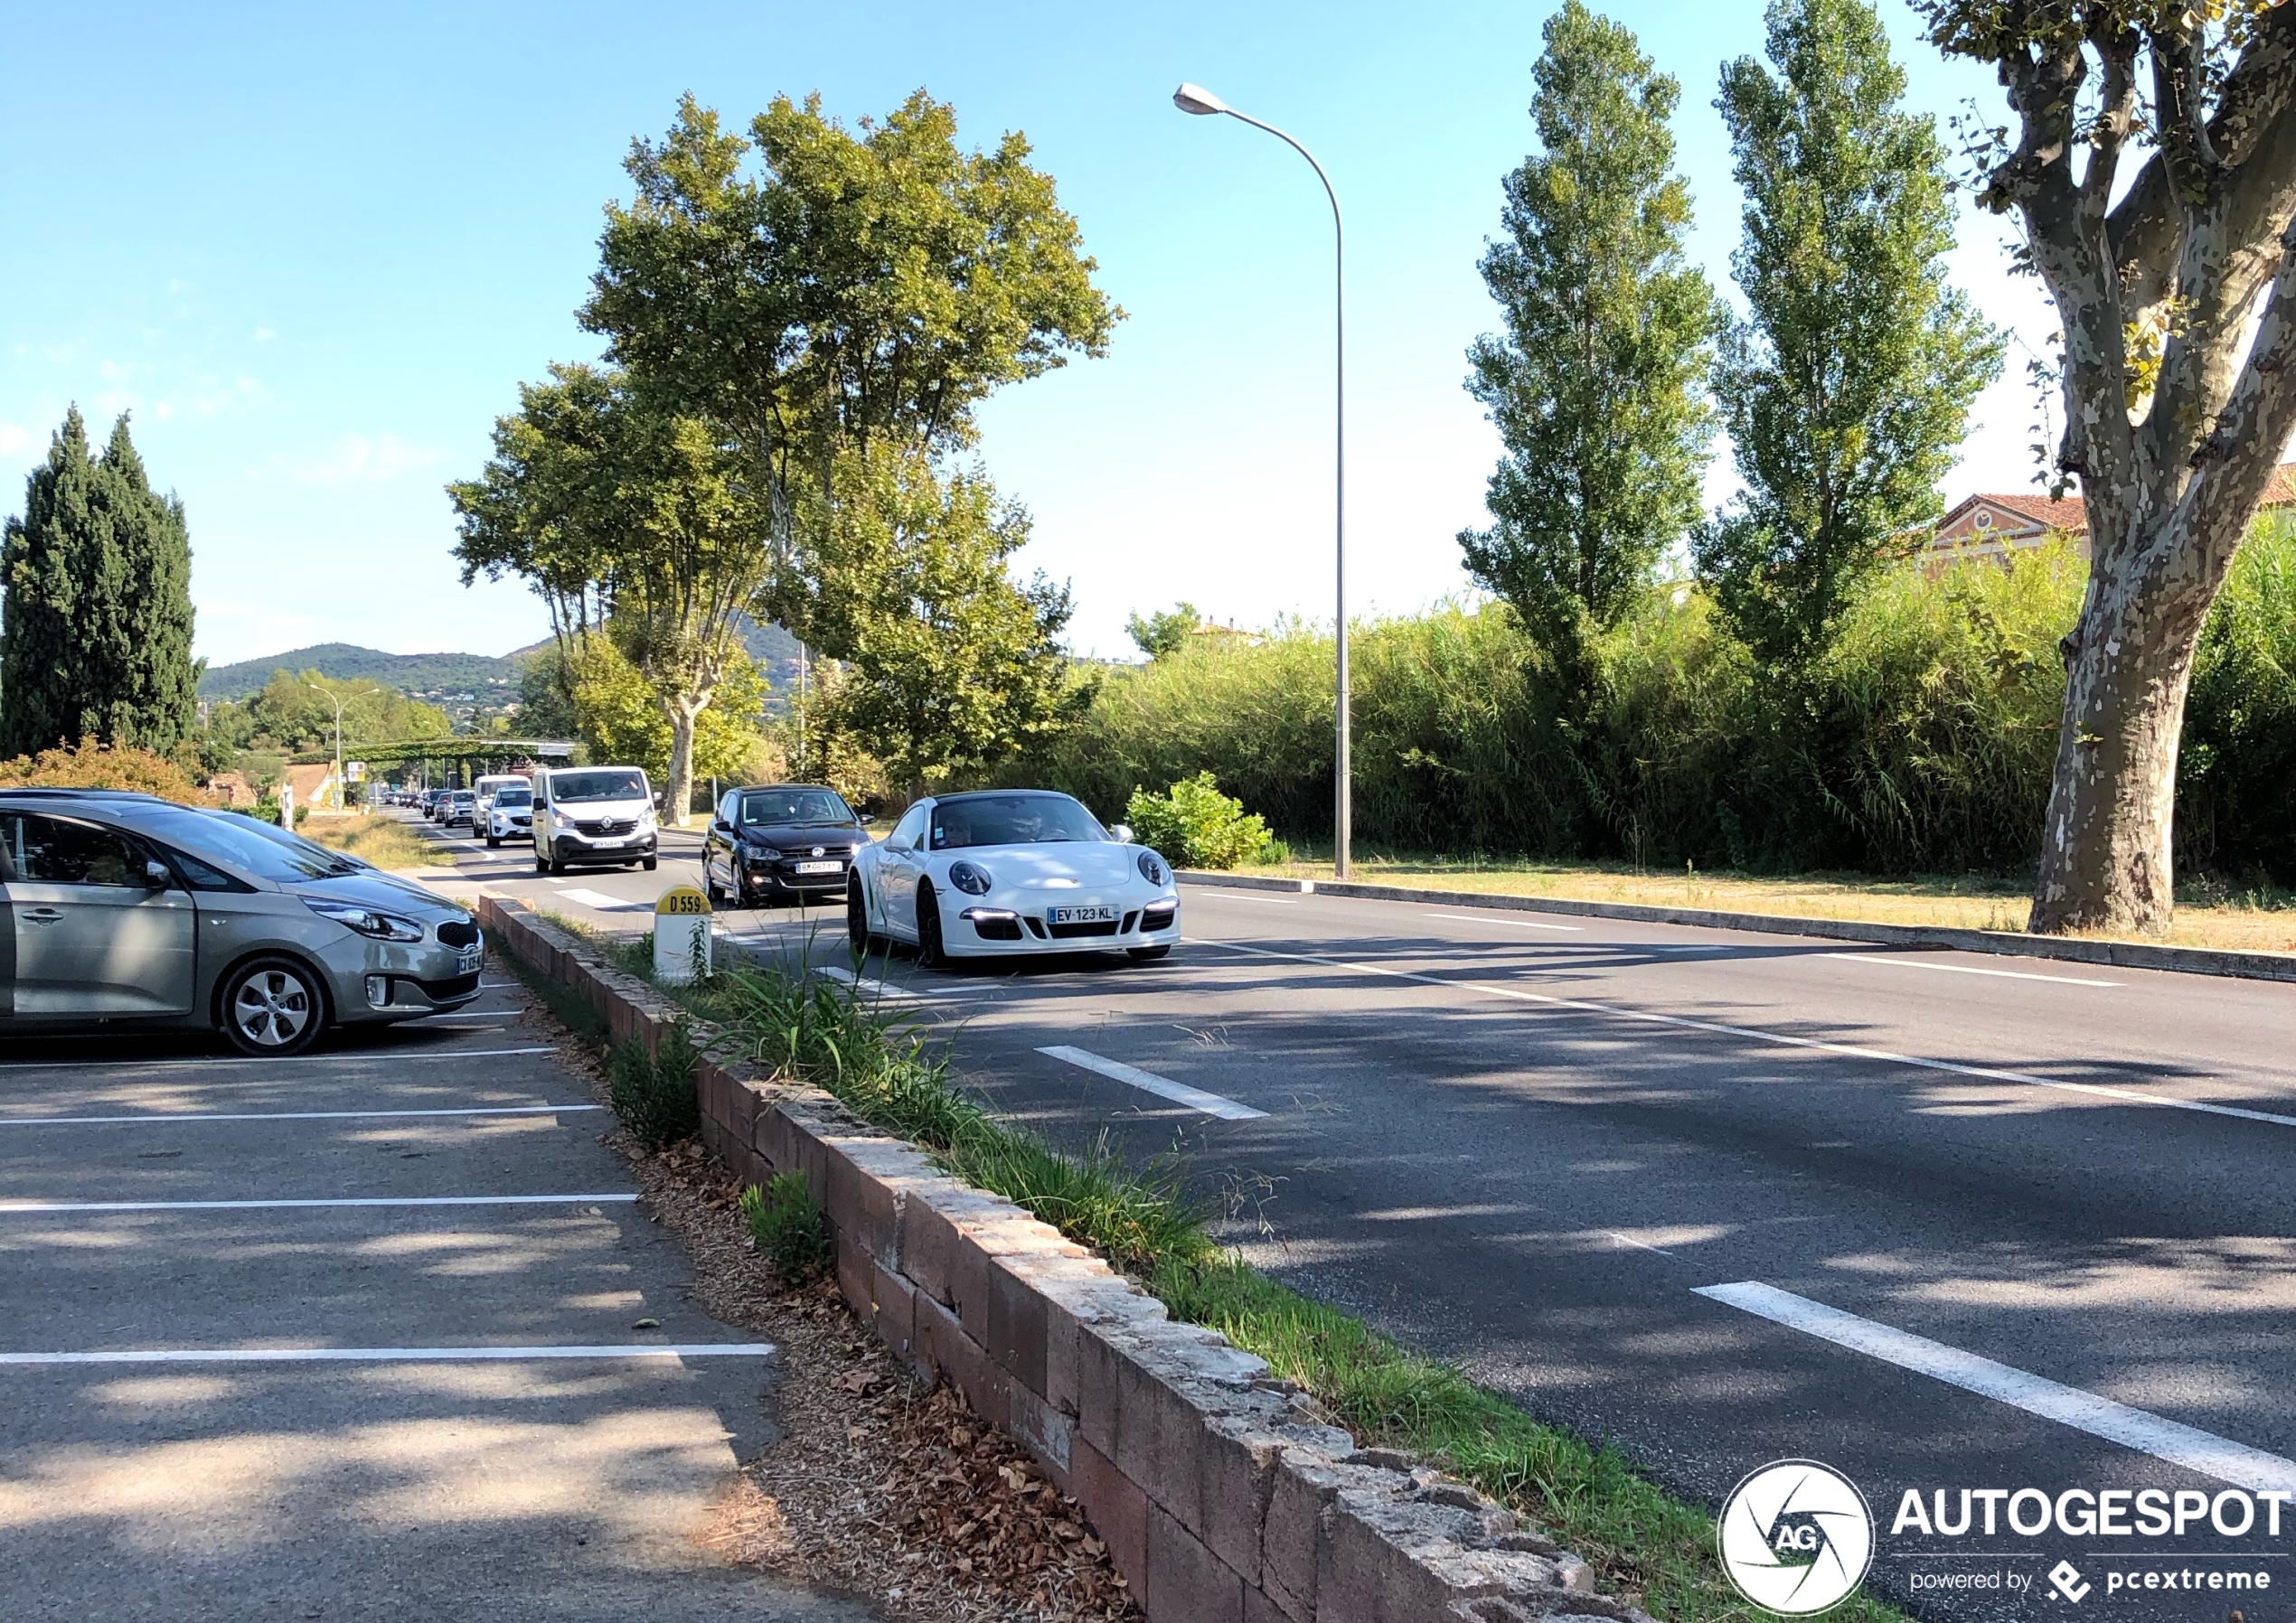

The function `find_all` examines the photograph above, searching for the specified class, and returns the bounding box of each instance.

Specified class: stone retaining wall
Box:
[478,896,1651,1623]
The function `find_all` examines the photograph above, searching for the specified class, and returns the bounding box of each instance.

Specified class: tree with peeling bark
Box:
[448,365,768,825]
[1915,0,2296,934]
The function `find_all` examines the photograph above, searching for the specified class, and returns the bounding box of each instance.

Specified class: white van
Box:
[532,766,658,874]
[472,774,530,814]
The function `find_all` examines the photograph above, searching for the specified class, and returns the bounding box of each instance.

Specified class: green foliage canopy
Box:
[1125,603,1199,661]
[1462,0,1721,646]
[1697,0,2005,664]
[1,409,198,757]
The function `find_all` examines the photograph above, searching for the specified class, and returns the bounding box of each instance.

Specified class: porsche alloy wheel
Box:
[917,885,947,967]
[847,877,873,952]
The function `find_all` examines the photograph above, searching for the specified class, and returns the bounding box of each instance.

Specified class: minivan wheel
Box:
[220,956,325,1057]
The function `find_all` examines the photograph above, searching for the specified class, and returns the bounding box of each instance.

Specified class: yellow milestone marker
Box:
[654,885,712,985]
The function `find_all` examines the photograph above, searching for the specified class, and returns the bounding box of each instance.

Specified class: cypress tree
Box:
[0,408,198,757]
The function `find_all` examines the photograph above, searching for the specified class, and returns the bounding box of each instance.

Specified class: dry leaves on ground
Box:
[514,983,1138,1623]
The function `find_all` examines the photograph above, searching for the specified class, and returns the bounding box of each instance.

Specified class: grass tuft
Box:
[607,1019,701,1150]
[740,1172,832,1284]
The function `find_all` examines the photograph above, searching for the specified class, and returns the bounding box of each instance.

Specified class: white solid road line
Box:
[0,1046,559,1074]
[1822,952,2116,987]
[0,1104,603,1127]
[1200,938,2296,1130]
[0,1342,775,1365]
[1698,1281,2296,1496]
[1219,894,1299,905]
[817,964,931,999]
[1427,912,1583,933]
[411,1010,519,1020]
[1037,1045,1268,1121]
[0,1193,638,1214]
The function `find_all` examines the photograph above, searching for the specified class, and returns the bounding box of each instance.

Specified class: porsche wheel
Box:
[847,877,873,953]
[917,884,947,967]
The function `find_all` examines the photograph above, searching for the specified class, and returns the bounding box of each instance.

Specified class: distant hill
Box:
[199,619,809,704]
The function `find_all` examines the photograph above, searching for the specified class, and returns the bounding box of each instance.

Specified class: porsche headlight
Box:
[948,859,993,896]
[304,897,427,943]
[1136,850,1171,887]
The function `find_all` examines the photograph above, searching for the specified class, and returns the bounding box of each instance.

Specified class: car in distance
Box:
[439,789,477,830]
[532,765,658,874]
[485,783,534,849]
[847,790,1178,965]
[0,789,484,1055]
[702,783,866,910]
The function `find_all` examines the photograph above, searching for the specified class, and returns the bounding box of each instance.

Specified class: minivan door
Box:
[0,812,196,1016]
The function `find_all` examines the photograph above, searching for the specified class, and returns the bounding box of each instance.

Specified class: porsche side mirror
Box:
[1111,824,1134,844]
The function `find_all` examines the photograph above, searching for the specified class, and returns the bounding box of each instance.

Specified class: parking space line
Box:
[1200,938,2296,1131]
[0,1046,557,1074]
[1037,1045,1268,1120]
[559,887,643,911]
[1697,1281,2296,1496]
[0,1193,638,1214]
[0,1342,774,1365]
[0,1104,604,1127]
[818,964,932,999]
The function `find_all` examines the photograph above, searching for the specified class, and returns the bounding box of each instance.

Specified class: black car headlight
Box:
[1137,850,1171,887]
[305,897,427,943]
[948,859,993,896]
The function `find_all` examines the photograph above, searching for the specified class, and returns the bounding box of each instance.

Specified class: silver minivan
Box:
[0,790,484,1055]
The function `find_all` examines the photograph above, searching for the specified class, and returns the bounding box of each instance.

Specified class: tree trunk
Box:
[2029,513,2225,936]
[663,696,704,829]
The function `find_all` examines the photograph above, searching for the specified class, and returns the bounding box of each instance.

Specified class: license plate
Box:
[594,837,624,848]
[1049,905,1119,924]
[456,948,482,973]
[794,860,842,875]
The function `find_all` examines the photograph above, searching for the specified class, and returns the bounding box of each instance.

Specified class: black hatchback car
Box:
[701,784,867,909]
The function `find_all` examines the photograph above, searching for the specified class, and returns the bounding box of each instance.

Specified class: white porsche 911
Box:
[847,790,1180,965]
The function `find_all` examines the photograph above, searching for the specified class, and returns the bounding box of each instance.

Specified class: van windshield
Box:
[550,770,647,803]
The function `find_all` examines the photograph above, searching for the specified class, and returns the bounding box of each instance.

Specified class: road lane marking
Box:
[1036,1045,1268,1120]
[1427,912,1582,933]
[1697,1281,2296,1496]
[0,1046,559,1074]
[817,964,933,999]
[0,1342,774,1365]
[558,887,642,910]
[0,1105,603,1127]
[1198,938,2296,1130]
[0,1193,638,1214]
[409,1010,519,1020]
[1219,894,1299,905]
[1821,952,2116,987]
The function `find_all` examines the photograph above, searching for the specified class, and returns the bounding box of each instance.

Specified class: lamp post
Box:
[306,683,346,810]
[1172,81,1351,878]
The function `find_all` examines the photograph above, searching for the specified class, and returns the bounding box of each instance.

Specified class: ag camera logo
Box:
[1719,1459,1876,1615]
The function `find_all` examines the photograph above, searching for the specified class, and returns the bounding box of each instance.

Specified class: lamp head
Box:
[1172,82,1228,117]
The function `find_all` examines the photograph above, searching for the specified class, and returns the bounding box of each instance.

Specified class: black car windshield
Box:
[550,770,646,803]
[140,808,362,882]
[930,795,1107,850]
[739,789,852,827]
[494,788,532,807]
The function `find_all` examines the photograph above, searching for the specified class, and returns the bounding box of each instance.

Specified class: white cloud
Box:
[253,327,276,342]
[0,423,31,455]
[283,434,442,487]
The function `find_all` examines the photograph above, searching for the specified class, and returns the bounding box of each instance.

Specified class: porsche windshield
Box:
[739,789,852,827]
[929,795,1106,850]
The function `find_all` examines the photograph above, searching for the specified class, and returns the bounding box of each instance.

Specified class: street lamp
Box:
[306,683,346,810]
[1172,82,1351,878]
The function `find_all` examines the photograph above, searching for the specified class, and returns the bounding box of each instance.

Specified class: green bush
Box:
[1124,772,1275,869]
[739,1172,832,1284]
[607,1020,701,1149]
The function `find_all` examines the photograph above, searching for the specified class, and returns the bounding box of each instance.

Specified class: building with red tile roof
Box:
[1926,464,2296,562]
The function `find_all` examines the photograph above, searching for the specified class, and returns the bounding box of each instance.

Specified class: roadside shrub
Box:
[607,1020,701,1149]
[0,736,211,802]
[1124,772,1274,869]
[739,1172,832,1284]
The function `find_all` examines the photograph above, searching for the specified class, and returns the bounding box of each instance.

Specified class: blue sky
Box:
[0,0,2056,667]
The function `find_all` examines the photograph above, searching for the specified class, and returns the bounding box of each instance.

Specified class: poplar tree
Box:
[1462,0,1721,650]
[0,409,198,757]
[1697,0,2004,666]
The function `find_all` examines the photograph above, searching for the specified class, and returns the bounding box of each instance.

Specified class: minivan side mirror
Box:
[1111,823,1134,844]
[144,859,174,888]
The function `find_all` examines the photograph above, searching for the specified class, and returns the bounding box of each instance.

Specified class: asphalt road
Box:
[0,956,874,1621]
[418,813,2296,1621]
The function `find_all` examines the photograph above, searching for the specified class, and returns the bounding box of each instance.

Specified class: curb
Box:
[1177,871,2296,984]
[477,896,1651,1623]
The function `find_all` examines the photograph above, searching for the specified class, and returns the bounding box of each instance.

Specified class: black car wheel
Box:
[534,852,549,874]
[704,860,727,906]
[917,884,947,968]
[219,955,325,1057]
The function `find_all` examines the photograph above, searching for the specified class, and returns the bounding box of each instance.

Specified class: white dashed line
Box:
[1821,952,2116,987]
[1698,1281,2296,1496]
[1036,1045,1267,1120]
[1426,912,1582,933]
[0,1105,603,1127]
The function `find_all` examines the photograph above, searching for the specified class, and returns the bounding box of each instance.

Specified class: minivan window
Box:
[549,770,646,803]
[0,814,146,886]
[133,807,360,882]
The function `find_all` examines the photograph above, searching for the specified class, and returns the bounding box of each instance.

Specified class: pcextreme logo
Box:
[1718,1459,1877,1615]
